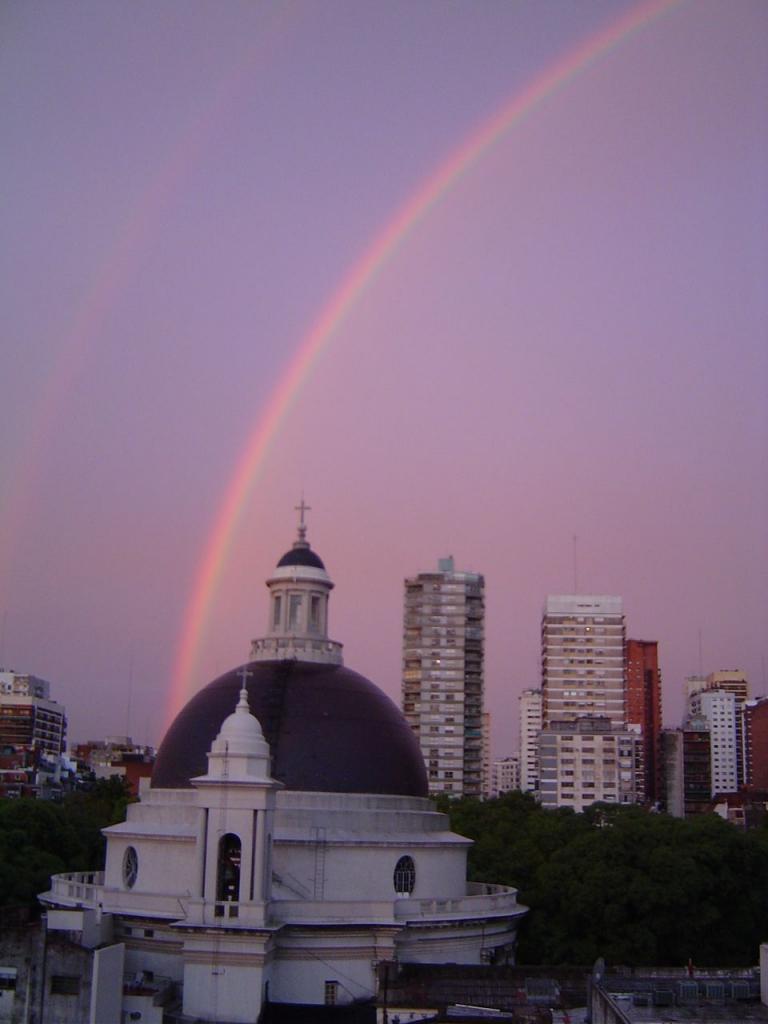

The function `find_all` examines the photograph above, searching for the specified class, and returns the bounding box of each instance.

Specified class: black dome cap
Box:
[153,660,428,797]
[276,545,325,570]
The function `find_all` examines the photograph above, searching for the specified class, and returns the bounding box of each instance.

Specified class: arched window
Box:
[217,833,241,902]
[393,855,415,895]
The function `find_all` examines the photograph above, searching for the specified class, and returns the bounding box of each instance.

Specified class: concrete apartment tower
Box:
[541,595,626,727]
[539,595,635,810]
[402,557,485,798]
[688,688,740,795]
[519,688,543,793]
[661,717,712,817]
[687,670,750,791]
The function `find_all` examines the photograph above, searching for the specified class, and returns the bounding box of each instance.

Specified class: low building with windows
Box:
[39,515,526,1023]
[538,716,638,811]
[0,671,66,758]
[491,755,521,797]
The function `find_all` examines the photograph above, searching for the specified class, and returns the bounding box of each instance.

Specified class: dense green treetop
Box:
[0,777,132,913]
[439,793,768,967]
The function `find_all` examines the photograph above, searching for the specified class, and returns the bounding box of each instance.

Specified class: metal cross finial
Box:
[237,664,253,705]
[295,496,311,543]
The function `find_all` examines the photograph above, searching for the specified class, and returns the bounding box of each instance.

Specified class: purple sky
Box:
[2,1,766,756]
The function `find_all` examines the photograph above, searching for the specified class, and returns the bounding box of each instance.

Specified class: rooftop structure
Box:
[590,963,766,1022]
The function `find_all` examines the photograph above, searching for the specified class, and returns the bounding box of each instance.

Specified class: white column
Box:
[252,810,266,902]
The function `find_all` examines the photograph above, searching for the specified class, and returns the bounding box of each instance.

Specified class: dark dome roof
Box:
[152,660,428,797]
[276,545,326,570]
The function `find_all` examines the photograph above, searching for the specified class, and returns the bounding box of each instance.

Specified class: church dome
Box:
[152,660,428,797]
[276,544,325,570]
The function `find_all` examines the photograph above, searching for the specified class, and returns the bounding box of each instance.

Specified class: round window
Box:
[393,855,415,895]
[123,846,138,889]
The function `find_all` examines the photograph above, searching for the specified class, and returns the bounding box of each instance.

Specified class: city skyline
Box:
[1,1,766,752]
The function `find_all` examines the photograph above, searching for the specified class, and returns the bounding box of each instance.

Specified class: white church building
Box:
[41,514,527,1022]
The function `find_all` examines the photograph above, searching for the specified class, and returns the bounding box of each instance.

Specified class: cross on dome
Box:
[295,496,311,544]
[237,664,253,705]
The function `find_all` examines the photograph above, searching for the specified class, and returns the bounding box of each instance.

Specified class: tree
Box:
[0,777,133,913]
[442,796,768,967]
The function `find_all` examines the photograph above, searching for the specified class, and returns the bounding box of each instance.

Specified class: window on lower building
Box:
[51,976,81,996]
[324,980,339,1005]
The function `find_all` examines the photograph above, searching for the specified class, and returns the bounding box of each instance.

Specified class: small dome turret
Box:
[250,499,343,666]
[212,687,269,758]
[198,678,273,782]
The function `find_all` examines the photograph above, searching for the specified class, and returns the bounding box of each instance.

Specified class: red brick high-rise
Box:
[625,639,662,803]
[745,696,768,789]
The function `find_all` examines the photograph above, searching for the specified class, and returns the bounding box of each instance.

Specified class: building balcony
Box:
[42,873,197,921]
[399,883,523,923]
[250,636,343,665]
[44,870,103,906]
[270,882,523,926]
[43,874,526,931]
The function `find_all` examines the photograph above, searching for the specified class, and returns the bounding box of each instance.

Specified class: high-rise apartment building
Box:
[682,716,712,814]
[541,596,625,728]
[519,688,542,793]
[707,671,749,786]
[402,557,484,797]
[688,689,739,795]
[662,717,713,817]
[745,696,768,788]
[625,639,663,804]
[686,671,749,788]
[539,596,629,811]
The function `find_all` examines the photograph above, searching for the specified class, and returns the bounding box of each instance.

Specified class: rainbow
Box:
[167,0,684,724]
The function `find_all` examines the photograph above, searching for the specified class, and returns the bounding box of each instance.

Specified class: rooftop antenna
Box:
[698,628,704,677]
[0,609,6,668]
[126,640,135,739]
[572,534,579,593]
